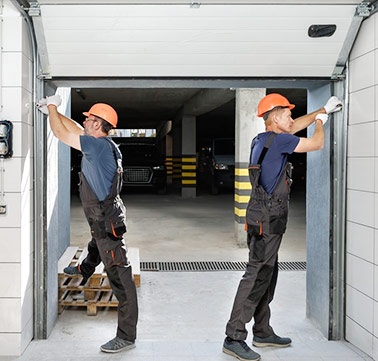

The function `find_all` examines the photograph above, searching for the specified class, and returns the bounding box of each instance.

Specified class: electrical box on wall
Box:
[0,120,13,158]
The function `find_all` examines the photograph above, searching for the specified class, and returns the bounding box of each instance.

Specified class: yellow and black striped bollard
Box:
[172,156,182,182]
[181,155,196,188]
[234,162,251,224]
[165,157,173,176]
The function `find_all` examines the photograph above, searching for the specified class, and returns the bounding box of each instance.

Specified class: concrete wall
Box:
[346,13,378,360]
[0,1,34,355]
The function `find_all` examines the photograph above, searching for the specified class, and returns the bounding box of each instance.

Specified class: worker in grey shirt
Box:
[37,96,138,354]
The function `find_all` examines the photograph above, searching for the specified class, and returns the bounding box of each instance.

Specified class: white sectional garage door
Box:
[37,0,359,78]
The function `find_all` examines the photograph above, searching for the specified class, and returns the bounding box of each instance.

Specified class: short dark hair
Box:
[101,119,113,134]
[262,106,288,121]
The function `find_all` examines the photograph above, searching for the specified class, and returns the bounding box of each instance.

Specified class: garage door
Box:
[34,0,359,78]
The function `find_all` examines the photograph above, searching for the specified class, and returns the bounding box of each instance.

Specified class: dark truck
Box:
[198,138,235,194]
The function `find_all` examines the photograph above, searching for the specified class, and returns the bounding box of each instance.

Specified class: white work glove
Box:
[316,113,328,125]
[46,95,62,108]
[36,98,49,115]
[324,96,342,114]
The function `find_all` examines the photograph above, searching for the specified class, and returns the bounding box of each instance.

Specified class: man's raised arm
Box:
[290,96,342,135]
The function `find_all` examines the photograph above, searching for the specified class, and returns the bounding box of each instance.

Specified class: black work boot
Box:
[223,337,260,361]
[253,334,291,348]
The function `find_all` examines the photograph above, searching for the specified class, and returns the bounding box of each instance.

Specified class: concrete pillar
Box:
[234,88,266,246]
[172,119,182,188]
[181,115,196,198]
[306,83,332,337]
[165,134,173,185]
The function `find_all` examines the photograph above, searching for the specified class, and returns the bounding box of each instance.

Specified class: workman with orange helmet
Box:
[223,93,342,361]
[37,96,138,354]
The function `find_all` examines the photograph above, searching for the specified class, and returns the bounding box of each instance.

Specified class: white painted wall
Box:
[346,13,378,360]
[0,0,34,356]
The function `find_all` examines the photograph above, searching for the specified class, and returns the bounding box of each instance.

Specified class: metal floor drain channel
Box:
[140,261,306,272]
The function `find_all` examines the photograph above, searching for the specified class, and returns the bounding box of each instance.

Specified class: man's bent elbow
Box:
[316,141,324,151]
[51,128,62,140]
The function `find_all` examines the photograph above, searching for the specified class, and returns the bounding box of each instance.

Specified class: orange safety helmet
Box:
[257,93,295,118]
[83,103,118,128]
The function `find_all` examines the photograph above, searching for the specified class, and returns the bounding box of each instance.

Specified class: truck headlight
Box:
[215,163,228,170]
[153,166,165,170]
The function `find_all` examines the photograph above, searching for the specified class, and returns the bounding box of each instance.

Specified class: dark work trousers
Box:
[225,231,282,341]
[80,237,138,342]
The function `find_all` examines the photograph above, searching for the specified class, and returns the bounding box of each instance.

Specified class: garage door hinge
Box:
[190,2,201,8]
[331,66,346,80]
[37,72,52,80]
[356,2,372,17]
[28,2,41,17]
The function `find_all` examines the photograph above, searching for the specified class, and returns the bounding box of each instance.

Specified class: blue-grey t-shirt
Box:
[80,135,120,201]
[250,131,300,194]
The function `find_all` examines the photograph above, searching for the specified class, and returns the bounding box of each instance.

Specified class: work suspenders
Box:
[256,132,277,166]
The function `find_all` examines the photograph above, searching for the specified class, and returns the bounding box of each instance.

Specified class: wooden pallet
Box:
[59,289,118,316]
[58,246,140,315]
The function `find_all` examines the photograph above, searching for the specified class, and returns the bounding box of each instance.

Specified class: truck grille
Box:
[124,167,152,183]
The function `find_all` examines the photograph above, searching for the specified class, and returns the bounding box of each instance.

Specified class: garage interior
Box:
[46,78,342,355]
[63,85,318,361]
[69,87,308,263]
[4,0,373,358]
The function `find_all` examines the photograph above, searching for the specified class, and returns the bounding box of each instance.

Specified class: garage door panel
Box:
[51,53,337,66]
[51,63,333,77]
[41,4,355,18]
[47,41,342,55]
[39,3,357,77]
[46,28,349,43]
[38,0,360,4]
[43,16,351,32]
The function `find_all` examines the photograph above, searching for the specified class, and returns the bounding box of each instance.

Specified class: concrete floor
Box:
[3,186,373,361]
[70,187,306,262]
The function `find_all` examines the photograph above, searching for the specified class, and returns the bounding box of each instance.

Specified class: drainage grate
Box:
[140,261,306,272]
[279,261,306,271]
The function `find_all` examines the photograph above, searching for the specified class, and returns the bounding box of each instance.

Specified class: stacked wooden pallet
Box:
[58,246,140,315]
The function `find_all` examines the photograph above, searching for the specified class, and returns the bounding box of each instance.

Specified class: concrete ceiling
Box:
[71,88,200,128]
[71,87,236,129]
[70,87,306,131]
